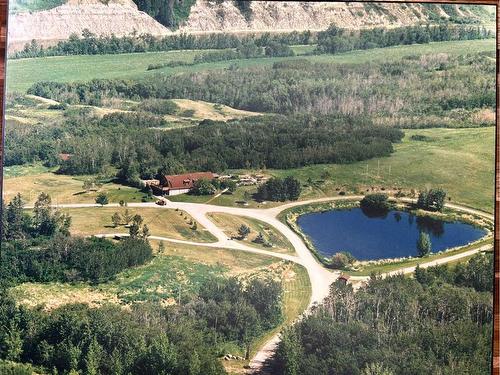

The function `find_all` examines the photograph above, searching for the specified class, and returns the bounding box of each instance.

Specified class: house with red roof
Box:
[150,172,218,196]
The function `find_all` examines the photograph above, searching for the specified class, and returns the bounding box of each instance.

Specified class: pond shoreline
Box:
[278,198,492,271]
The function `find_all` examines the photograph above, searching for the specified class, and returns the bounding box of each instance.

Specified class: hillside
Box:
[8,0,494,51]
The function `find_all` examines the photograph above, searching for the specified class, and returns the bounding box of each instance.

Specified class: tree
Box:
[361,363,394,375]
[417,231,431,257]
[253,232,265,244]
[283,176,302,201]
[190,179,216,195]
[32,192,71,236]
[360,193,391,211]
[83,179,94,192]
[238,224,251,239]
[111,212,122,227]
[132,214,143,227]
[5,193,28,240]
[274,327,302,375]
[416,189,446,211]
[329,252,355,269]
[129,222,140,238]
[142,224,150,239]
[3,322,23,361]
[220,179,237,193]
[123,209,133,225]
[84,337,103,375]
[95,193,109,206]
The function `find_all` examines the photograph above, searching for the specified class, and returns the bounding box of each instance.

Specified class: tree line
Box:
[316,24,491,54]
[272,253,493,374]
[10,28,313,59]
[148,40,294,71]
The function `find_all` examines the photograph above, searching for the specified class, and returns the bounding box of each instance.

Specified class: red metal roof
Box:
[163,172,217,191]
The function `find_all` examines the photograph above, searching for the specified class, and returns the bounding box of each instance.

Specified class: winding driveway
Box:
[50,196,493,373]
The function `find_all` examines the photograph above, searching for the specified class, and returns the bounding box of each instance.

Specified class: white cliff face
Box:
[7,0,488,51]
[181,1,430,33]
[8,0,171,51]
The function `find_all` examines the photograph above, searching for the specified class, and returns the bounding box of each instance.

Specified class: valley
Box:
[1,7,496,375]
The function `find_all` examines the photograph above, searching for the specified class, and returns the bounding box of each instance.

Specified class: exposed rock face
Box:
[8,0,170,50]
[182,1,430,33]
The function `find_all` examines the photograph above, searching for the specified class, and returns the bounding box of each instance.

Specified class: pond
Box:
[296,208,487,260]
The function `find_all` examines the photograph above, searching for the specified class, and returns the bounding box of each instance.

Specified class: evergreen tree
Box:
[417,231,432,257]
[238,224,251,239]
[111,212,122,228]
[95,193,109,206]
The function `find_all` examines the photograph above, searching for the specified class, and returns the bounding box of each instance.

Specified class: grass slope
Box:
[7,39,494,93]
[271,127,494,212]
[3,171,149,205]
[62,207,217,243]
[207,212,295,254]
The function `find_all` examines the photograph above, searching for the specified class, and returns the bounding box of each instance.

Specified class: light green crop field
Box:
[7,39,494,93]
[9,242,280,307]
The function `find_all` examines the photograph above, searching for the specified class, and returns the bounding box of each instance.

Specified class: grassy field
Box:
[10,242,280,308]
[7,39,494,93]
[207,213,295,254]
[61,207,217,243]
[3,171,150,205]
[271,127,495,213]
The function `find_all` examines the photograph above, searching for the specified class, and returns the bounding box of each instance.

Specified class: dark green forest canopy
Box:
[272,253,493,375]
[0,275,283,375]
[5,108,404,178]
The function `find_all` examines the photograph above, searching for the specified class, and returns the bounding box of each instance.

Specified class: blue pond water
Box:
[297,208,486,260]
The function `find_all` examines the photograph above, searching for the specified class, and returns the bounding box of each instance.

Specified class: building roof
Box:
[58,153,73,161]
[338,274,351,281]
[163,172,217,191]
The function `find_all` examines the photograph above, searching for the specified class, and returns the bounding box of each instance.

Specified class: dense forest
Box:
[0,275,283,374]
[272,253,493,374]
[4,108,404,181]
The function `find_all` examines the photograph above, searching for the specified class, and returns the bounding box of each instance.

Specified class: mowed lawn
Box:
[272,127,495,213]
[7,39,494,93]
[208,212,295,254]
[61,207,217,243]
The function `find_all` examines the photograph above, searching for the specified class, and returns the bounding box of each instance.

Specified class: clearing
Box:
[60,207,217,243]
[207,212,295,254]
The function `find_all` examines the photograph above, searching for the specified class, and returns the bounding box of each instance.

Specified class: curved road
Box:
[51,196,493,373]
